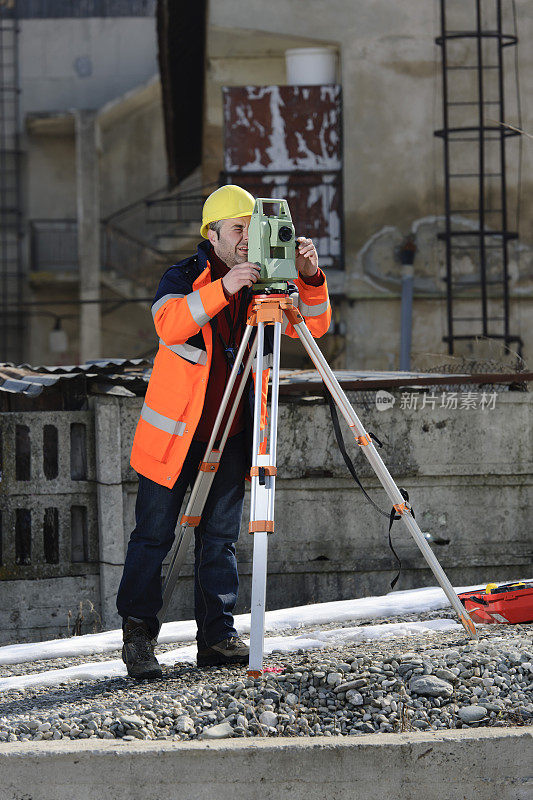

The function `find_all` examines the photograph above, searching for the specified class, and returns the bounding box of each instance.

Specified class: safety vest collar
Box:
[192,263,211,290]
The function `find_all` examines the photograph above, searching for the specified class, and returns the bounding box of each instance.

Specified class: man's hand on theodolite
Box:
[222,263,261,295]
[296,236,319,277]
[221,236,318,295]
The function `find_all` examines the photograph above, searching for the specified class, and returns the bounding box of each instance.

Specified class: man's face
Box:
[208,216,251,268]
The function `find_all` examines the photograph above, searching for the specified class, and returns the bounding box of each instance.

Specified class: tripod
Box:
[158,290,477,676]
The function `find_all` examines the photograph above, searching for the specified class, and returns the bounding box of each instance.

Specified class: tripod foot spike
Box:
[460,613,478,639]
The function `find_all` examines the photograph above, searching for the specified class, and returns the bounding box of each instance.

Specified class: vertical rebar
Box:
[439,0,454,354]
[496,0,511,344]
[475,0,489,337]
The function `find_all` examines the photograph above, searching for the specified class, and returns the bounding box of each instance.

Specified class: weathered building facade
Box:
[1,1,532,368]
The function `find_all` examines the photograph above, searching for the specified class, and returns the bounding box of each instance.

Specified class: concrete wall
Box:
[0,729,531,800]
[3,387,530,644]
[19,17,158,117]
[99,79,167,218]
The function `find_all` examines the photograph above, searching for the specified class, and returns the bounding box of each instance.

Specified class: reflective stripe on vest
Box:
[141,402,186,436]
[159,339,208,365]
[151,293,185,319]
[298,298,330,317]
[252,352,274,372]
[187,290,210,327]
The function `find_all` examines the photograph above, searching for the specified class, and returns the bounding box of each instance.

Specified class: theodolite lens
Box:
[278,226,293,242]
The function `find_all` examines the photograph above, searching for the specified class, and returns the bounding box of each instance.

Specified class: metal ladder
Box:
[435,0,523,356]
[0,5,23,362]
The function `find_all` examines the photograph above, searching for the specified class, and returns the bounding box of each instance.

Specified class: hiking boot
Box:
[122,618,163,680]
[197,635,249,667]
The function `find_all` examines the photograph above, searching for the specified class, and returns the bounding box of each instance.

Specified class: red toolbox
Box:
[458,582,533,624]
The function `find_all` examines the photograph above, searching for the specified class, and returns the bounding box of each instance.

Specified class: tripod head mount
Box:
[248,198,298,293]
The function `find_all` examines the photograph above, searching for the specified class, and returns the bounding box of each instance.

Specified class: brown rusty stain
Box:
[223,86,343,267]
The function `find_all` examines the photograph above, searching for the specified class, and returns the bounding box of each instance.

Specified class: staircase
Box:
[102,179,218,294]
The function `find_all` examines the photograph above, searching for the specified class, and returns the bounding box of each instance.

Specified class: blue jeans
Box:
[116,432,247,647]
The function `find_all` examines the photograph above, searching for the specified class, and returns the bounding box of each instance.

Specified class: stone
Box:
[259,711,278,727]
[174,715,195,733]
[458,706,488,724]
[263,689,281,703]
[333,679,367,693]
[119,715,143,728]
[345,691,364,706]
[409,676,454,698]
[433,668,457,683]
[200,722,234,740]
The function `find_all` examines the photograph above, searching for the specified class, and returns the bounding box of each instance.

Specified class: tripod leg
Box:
[157,325,258,626]
[292,317,477,639]
[248,319,282,675]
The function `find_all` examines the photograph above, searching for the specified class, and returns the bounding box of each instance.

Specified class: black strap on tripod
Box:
[387,487,413,589]
[327,393,389,519]
[326,392,406,589]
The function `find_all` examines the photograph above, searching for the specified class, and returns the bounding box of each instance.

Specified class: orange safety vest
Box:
[131,251,331,488]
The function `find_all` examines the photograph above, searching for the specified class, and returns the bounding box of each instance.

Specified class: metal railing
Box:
[29,219,79,272]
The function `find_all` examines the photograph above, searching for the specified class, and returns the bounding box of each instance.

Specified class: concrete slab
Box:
[0,727,531,800]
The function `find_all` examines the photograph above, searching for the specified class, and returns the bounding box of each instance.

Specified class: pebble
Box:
[259,711,278,728]
[174,716,195,733]
[409,676,454,698]
[0,612,530,743]
[458,706,488,724]
[199,722,234,740]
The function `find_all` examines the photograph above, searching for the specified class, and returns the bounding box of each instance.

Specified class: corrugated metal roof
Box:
[16,358,152,374]
[277,369,533,394]
[1,360,531,402]
[0,359,153,399]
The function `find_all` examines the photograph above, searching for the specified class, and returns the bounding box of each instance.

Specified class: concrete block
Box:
[0,728,530,800]
[0,575,101,644]
[94,398,125,630]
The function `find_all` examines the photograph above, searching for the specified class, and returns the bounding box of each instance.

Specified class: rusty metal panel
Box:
[223,85,343,269]
[223,86,341,173]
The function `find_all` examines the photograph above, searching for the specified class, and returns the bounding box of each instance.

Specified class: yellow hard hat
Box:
[200,185,255,238]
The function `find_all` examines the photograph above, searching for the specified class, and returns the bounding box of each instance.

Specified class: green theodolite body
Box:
[247,198,298,291]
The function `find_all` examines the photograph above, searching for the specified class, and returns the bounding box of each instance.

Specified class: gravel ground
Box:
[0,612,531,744]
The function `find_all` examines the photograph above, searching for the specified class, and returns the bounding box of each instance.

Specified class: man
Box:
[116,185,331,679]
